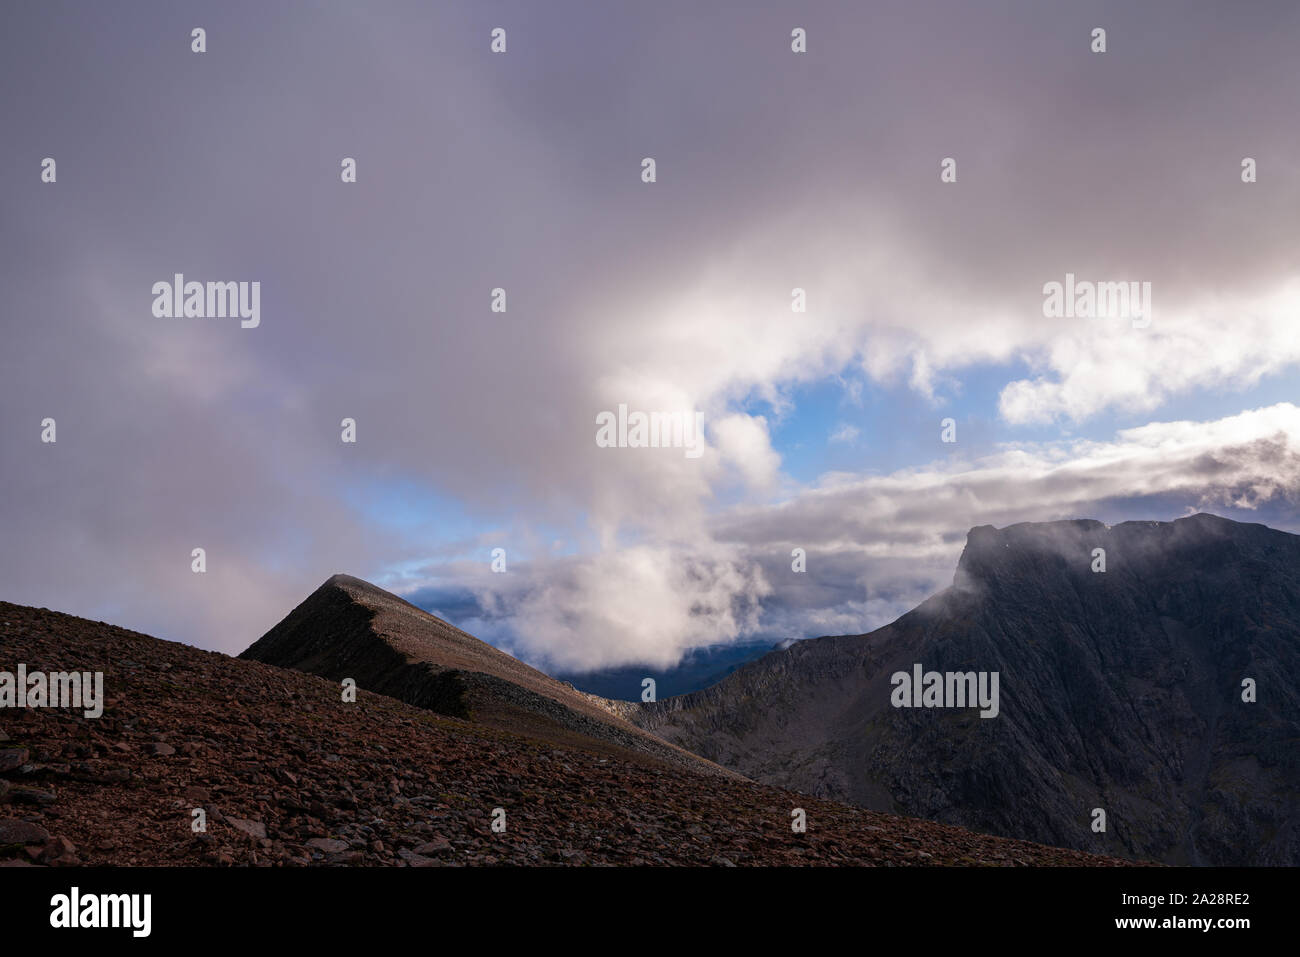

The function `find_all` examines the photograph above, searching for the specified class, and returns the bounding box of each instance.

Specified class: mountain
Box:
[627,514,1300,865]
[239,574,728,779]
[0,600,1131,866]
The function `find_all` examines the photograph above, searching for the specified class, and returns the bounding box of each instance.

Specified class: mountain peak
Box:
[631,513,1300,865]
[953,512,1284,588]
[241,574,734,778]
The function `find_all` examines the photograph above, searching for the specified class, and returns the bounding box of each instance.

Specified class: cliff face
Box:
[630,514,1300,865]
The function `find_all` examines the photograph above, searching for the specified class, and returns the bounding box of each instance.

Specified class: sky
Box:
[2,1,1298,673]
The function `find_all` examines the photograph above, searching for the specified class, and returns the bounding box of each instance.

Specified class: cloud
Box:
[413,543,771,673]
[709,413,782,491]
[999,281,1300,424]
[414,404,1300,669]
[3,2,1300,669]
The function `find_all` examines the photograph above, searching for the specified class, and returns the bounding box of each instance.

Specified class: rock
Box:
[0,818,50,844]
[411,836,452,855]
[144,742,175,756]
[40,836,77,864]
[0,747,29,773]
[397,847,437,866]
[227,817,267,840]
[7,787,55,807]
[306,837,348,854]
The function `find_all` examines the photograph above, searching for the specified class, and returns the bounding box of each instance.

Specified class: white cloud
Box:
[415,404,1300,669]
[999,282,1300,424]
[709,413,782,490]
[464,544,772,672]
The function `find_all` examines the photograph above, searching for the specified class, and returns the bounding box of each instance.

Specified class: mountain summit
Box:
[628,513,1300,865]
[240,574,729,778]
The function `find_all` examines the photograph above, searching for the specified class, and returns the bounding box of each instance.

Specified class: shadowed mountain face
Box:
[239,575,730,779]
[627,514,1300,865]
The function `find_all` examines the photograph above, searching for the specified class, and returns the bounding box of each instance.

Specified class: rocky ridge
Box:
[239,574,730,779]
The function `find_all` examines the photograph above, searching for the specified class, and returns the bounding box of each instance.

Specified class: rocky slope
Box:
[629,514,1300,865]
[240,574,726,778]
[0,601,1133,866]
